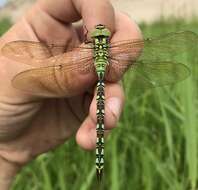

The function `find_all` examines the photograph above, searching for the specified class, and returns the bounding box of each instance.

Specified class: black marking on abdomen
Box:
[96,79,105,181]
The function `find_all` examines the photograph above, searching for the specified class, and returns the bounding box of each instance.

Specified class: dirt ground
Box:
[0,0,198,23]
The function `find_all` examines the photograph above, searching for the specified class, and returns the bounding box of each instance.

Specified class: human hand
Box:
[0,0,141,188]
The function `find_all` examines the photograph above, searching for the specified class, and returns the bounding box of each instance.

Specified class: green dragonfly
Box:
[1,24,198,181]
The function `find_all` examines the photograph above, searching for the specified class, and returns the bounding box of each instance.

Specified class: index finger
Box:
[38,0,115,33]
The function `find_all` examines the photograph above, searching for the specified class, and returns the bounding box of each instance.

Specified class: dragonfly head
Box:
[90,24,111,39]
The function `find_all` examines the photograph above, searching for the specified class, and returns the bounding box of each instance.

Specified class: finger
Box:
[111,12,142,42]
[76,82,124,149]
[105,12,143,82]
[90,82,124,128]
[37,0,115,32]
[76,116,112,150]
[75,116,96,150]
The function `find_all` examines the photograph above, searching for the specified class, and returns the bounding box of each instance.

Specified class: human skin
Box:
[0,0,142,189]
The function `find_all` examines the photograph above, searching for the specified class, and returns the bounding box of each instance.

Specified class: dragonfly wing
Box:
[109,31,198,64]
[1,40,93,67]
[12,67,62,97]
[123,60,191,89]
[12,59,95,97]
[141,31,198,61]
[53,48,94,73]
[108,31,196,84]
[109,39,143,64]
[1,41,61,64]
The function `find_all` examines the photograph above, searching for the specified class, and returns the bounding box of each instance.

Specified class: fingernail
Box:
[106,97,122,120]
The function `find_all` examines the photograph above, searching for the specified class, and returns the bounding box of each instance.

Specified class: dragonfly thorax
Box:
[91,26,110,80]
[89,25,111,78]
[93,38,109,80]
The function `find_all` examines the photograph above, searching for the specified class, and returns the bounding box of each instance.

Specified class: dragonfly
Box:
[1,24,198,181]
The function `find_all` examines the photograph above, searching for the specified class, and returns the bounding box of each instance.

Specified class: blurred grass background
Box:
[0,17,11,35]
[0,17,198,190]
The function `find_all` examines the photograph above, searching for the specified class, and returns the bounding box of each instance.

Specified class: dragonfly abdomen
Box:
[94,58,108,181]
[96,80,105,181]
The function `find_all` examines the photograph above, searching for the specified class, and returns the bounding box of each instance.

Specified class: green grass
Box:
[0,17,12,36]
[0,18,198,190]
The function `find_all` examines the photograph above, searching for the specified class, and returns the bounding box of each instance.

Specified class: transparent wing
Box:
[140,31,198,61]
[1,41,66,60]
[12,61,95,97]
[128,61,190,88]
[12,67,63,97]
[110,31,198,62]
[109,31,197,86]
[1,40,93,67]
[1,40,95,96]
